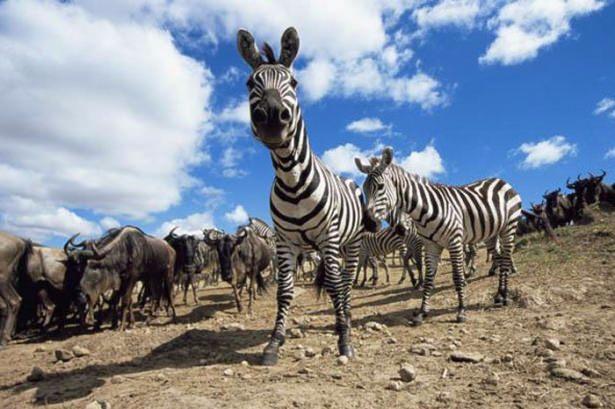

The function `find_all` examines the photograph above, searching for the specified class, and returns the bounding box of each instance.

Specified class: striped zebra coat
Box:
[238,27,365,364]
[356,148,522,325]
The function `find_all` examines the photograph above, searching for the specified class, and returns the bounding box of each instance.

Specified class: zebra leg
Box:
[369,257,379,286]
[449,238,468,323]
[485,238,499,277]
[413,242,443,326]
[381,257,390,284]
[494,229,516,306]
[339,238,361,358]
[353,255,363,286]
[401,249,416,287]
[413,241,425,288]
[262,243,298,366]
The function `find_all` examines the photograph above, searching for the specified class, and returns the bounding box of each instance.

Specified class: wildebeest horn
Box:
[64,233,80,255]
[599,169,606,179]
[577,174,582,181]
[203,229,219,245]
[91,242,107,260]
[566,178,573,188]
[169,226,179,238]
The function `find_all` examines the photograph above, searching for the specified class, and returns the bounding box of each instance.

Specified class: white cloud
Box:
[480,0,605,65]
[220,147,249,178]
[218,99,250,124]
[346,117,390,134]
[200,185,226,208]
[0,0,213,242]
[224,205,249,225]
[397,144,446,178]
[296,58,337,102]
[321,143,384,178]
[516,135,577,169]
[413,0,482,30]
[389,72,449,110]
[605,147,615,159]
[100,216,121,230]
[594,97,615,116]
[156,211,216,238]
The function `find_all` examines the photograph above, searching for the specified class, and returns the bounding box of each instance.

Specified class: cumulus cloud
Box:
[220,147,249,178]
[346,117,390,134]
[397,144,446,178]
[516,135,577,169]
[605,147,615,159]
[413,0,483,30]
[200,185,226,209]
[218,99,250,124]
[0,0,212,240]
[480,0,605,65]
[99,216,121,231]
[155,212,216,238]
[321,143,385,178]
[594,97,615,116]
[224,205,249,225]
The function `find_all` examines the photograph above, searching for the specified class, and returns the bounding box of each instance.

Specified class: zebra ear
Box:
[381,147,393,167]
[354,157,372,174]
[279,27,300,68]
[237,29,263,70]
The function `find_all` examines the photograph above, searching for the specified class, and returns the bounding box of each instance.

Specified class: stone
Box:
[27,367,45,382]
[321,346,334,356]
[549,367,587,382]
[221,323,245,331]
[298,367,312,375]
[452,340,462,347]
[72,346,91,357]
[501,354,514,363]
[399,364,416,382]
[386,381,402,391]
[34,346,48,353]
[450,352,483,363]
[545,338,561,351]
[336,356,349,366]
[410,343,437,356]
[110,375,126,384]
[241,360,249,367]
[54,349,74,362]
[85,400,111,409]
[365,322,384,332]
[436,392,451,402]
[485,373,499,386]
[581,368,600,378]
[305,348,316,358]
[387,337,398,344]
[459,328,469,335]
[431,351,443,357]
[154,372,168,382]
[289,328,304,339]
[582,394,602,408]
[223,368,234,377]
[535,348,554,358]
[294,350,306,360]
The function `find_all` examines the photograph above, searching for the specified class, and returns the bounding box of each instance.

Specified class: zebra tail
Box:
[313,259,326,299]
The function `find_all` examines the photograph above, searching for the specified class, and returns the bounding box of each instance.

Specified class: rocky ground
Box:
[1,212,614,409]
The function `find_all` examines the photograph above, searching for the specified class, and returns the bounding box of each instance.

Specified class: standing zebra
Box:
[237,27,366,365]
[356,148,522,325]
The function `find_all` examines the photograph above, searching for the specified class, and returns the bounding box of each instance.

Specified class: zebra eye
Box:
[290,77,298,88]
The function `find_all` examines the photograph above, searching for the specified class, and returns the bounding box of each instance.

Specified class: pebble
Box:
[386,337,398,344]
[431,351,443,357]
[452,340,462,347]
[110,375,126,384]
[535,348,554,358]
[399,364,416,382]
[54,349,74,362]
[298,367,312,375]
[305,348,316,358]
[34,346,47,353]
[545,338,561,351]
[27,367,45,382]
[85,400,111,409]
[289,328,304,339]
[336,356,349,366]
[241,360,249,367]
[154,372,168,382]
[410,343,437,356]
[436,392,451,402]
[386,381,402,391]
[294,350,306,360]
[450,351,483,363]
[365,322,384,332]
[221,323,245,331]
[459,328,469,335]
[223,368,234,377]
[581,367,600,378]
[321,346,334,356]
[549,367,587,382]
[485,373,499,386]
[582,394,602,408]
[72,346,91,357]
[501,354,514,363]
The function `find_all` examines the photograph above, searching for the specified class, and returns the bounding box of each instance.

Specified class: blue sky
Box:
[0,0,613,247]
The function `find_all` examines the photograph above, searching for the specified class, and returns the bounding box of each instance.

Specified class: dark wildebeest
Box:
[585,171,615,206]
[80,226,176,330]
[0,231,30,346]
[164,227,202,305]
[203,228,272,314]
[543,188,576,228]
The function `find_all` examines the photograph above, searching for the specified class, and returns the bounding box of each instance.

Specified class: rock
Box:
[459,328,469,335]
[54,349,74,362]
[27,367,45,382]
[545,338,561,351]
[431,351,443,357]
[386,381,402,391]
[154,372,168,382]
[34,346,47,353]
[72,346,91,357]
[436,392,451,402]
[85,400,111,409]
[289,328,304,339]
[582,394,602,408]
[223,368,234,377]
[298,367,312,375]
[110,375,126,384]
[241,360,249,367]
[294,350,306,360]
[581,367,600,378]
[321,346,334,356]
[501,354,514,363]
[549,367,587,382]
[336,356,349,366]
[410,343,437,356]
[221,323,245,331]
[387,337,397,344]
[399,364,416,382]
[452,340,462,347]
[305,348,316,358]
[450,351,483,363]
[535,348,554,358]
[365,322,384,332]
[485,373,499,386]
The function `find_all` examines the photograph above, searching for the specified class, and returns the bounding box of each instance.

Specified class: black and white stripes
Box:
[356,148,522,324]
[238,27,365,364]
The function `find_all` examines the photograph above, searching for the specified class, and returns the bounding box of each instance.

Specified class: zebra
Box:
[355,147,522,325]
[237,27,367,365]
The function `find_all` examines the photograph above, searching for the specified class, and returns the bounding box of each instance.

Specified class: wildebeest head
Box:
[164,227,198,273]
[237,27,300,150]
[585,170,607,204]
[203,228,248,282]
[542,188,562,209]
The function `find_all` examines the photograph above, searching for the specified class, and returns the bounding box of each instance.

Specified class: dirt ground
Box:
[1,212,614,409]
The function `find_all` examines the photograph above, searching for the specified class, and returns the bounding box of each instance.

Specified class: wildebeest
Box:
[585,171,615,206]
[164,227,203,305]
[0,231,30,346]
[80,226,176,330]
[543,188,576,228]
[203,228,272,314]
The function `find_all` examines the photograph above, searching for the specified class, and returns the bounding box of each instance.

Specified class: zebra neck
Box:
[269,115,314,188]
[397,170,427,222]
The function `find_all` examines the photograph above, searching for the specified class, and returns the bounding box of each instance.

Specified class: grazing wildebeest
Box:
[203,228,272,314]
[0,231,30,346]
[543,188,576,228]
[80,226,176,330]
[164,227,202,305]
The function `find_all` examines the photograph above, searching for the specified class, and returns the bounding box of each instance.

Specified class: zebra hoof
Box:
[339,344,355,358]
[493,294,505,307]
[261,352,279,366]
[412,313,425,326]
[456,313,467,323]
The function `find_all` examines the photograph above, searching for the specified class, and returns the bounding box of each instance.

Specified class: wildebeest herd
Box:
[1,28,613,369]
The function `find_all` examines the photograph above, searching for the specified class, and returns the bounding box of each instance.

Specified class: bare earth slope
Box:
[1,211,614,408]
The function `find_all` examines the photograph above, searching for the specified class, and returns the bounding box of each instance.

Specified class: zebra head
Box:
[355,147,398,224]
[237,27,300,150]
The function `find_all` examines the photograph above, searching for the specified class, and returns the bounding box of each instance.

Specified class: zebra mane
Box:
[389,163,430,185]
[261,42,277,64]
